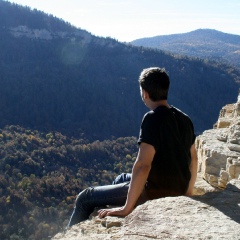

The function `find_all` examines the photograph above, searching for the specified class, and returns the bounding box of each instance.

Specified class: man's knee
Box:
[112,173,132,185]
[75,187,93,207]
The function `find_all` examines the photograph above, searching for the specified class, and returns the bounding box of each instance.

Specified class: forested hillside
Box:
[0,1,239,140]
[131,29,240,68]
[0,125,137,239]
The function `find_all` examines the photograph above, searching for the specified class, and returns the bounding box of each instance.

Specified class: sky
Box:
[5,0,240,42]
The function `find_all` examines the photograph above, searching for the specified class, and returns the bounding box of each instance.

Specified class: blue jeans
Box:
[67,173,143,227]
[112,173,132,185]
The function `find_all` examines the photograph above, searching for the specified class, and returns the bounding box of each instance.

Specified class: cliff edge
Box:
[53,180,240,240]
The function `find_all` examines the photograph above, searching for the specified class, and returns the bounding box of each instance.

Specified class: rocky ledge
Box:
[53,180,240,240]
[196,90,240,188]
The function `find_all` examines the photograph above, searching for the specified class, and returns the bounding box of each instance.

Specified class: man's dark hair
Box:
[139,67,170,101]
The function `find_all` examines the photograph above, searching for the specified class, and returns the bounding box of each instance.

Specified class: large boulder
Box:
[52,180,240,240]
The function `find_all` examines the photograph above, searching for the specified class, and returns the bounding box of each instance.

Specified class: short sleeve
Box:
[138,113,159,151]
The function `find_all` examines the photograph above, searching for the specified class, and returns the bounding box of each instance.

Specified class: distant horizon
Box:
[5,0,240,42]
[129,28,240,41]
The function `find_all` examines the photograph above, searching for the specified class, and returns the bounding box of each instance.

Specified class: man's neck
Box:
[148,100,170,110]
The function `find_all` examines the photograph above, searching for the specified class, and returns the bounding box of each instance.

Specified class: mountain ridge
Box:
[132,29,240,44]
[0,1,239,139]
[131,29,240,68]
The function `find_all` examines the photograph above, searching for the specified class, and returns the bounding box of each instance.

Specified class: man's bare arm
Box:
[98,142,155,218]
[185,144,198,196]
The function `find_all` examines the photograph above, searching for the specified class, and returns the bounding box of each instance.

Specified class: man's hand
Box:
[98,206,132,219]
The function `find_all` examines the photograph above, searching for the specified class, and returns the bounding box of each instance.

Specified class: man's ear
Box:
[143,89,149,99]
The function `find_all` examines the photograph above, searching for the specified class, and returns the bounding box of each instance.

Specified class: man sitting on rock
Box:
[67,67,198,227]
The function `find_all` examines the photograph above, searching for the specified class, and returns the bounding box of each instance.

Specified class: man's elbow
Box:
[138,164,151,174]
[133,161,151,173]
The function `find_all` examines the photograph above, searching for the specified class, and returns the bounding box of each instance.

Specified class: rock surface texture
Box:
[53,180,240,240]
[52,92,240,239]
[196,91,240,189]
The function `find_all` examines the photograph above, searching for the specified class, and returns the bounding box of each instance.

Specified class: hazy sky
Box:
[6,0,240,42]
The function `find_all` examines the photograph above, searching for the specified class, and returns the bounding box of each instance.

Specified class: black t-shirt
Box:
[138,105,196,199]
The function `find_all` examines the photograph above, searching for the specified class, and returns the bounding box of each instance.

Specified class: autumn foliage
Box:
[0,125,137,239]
